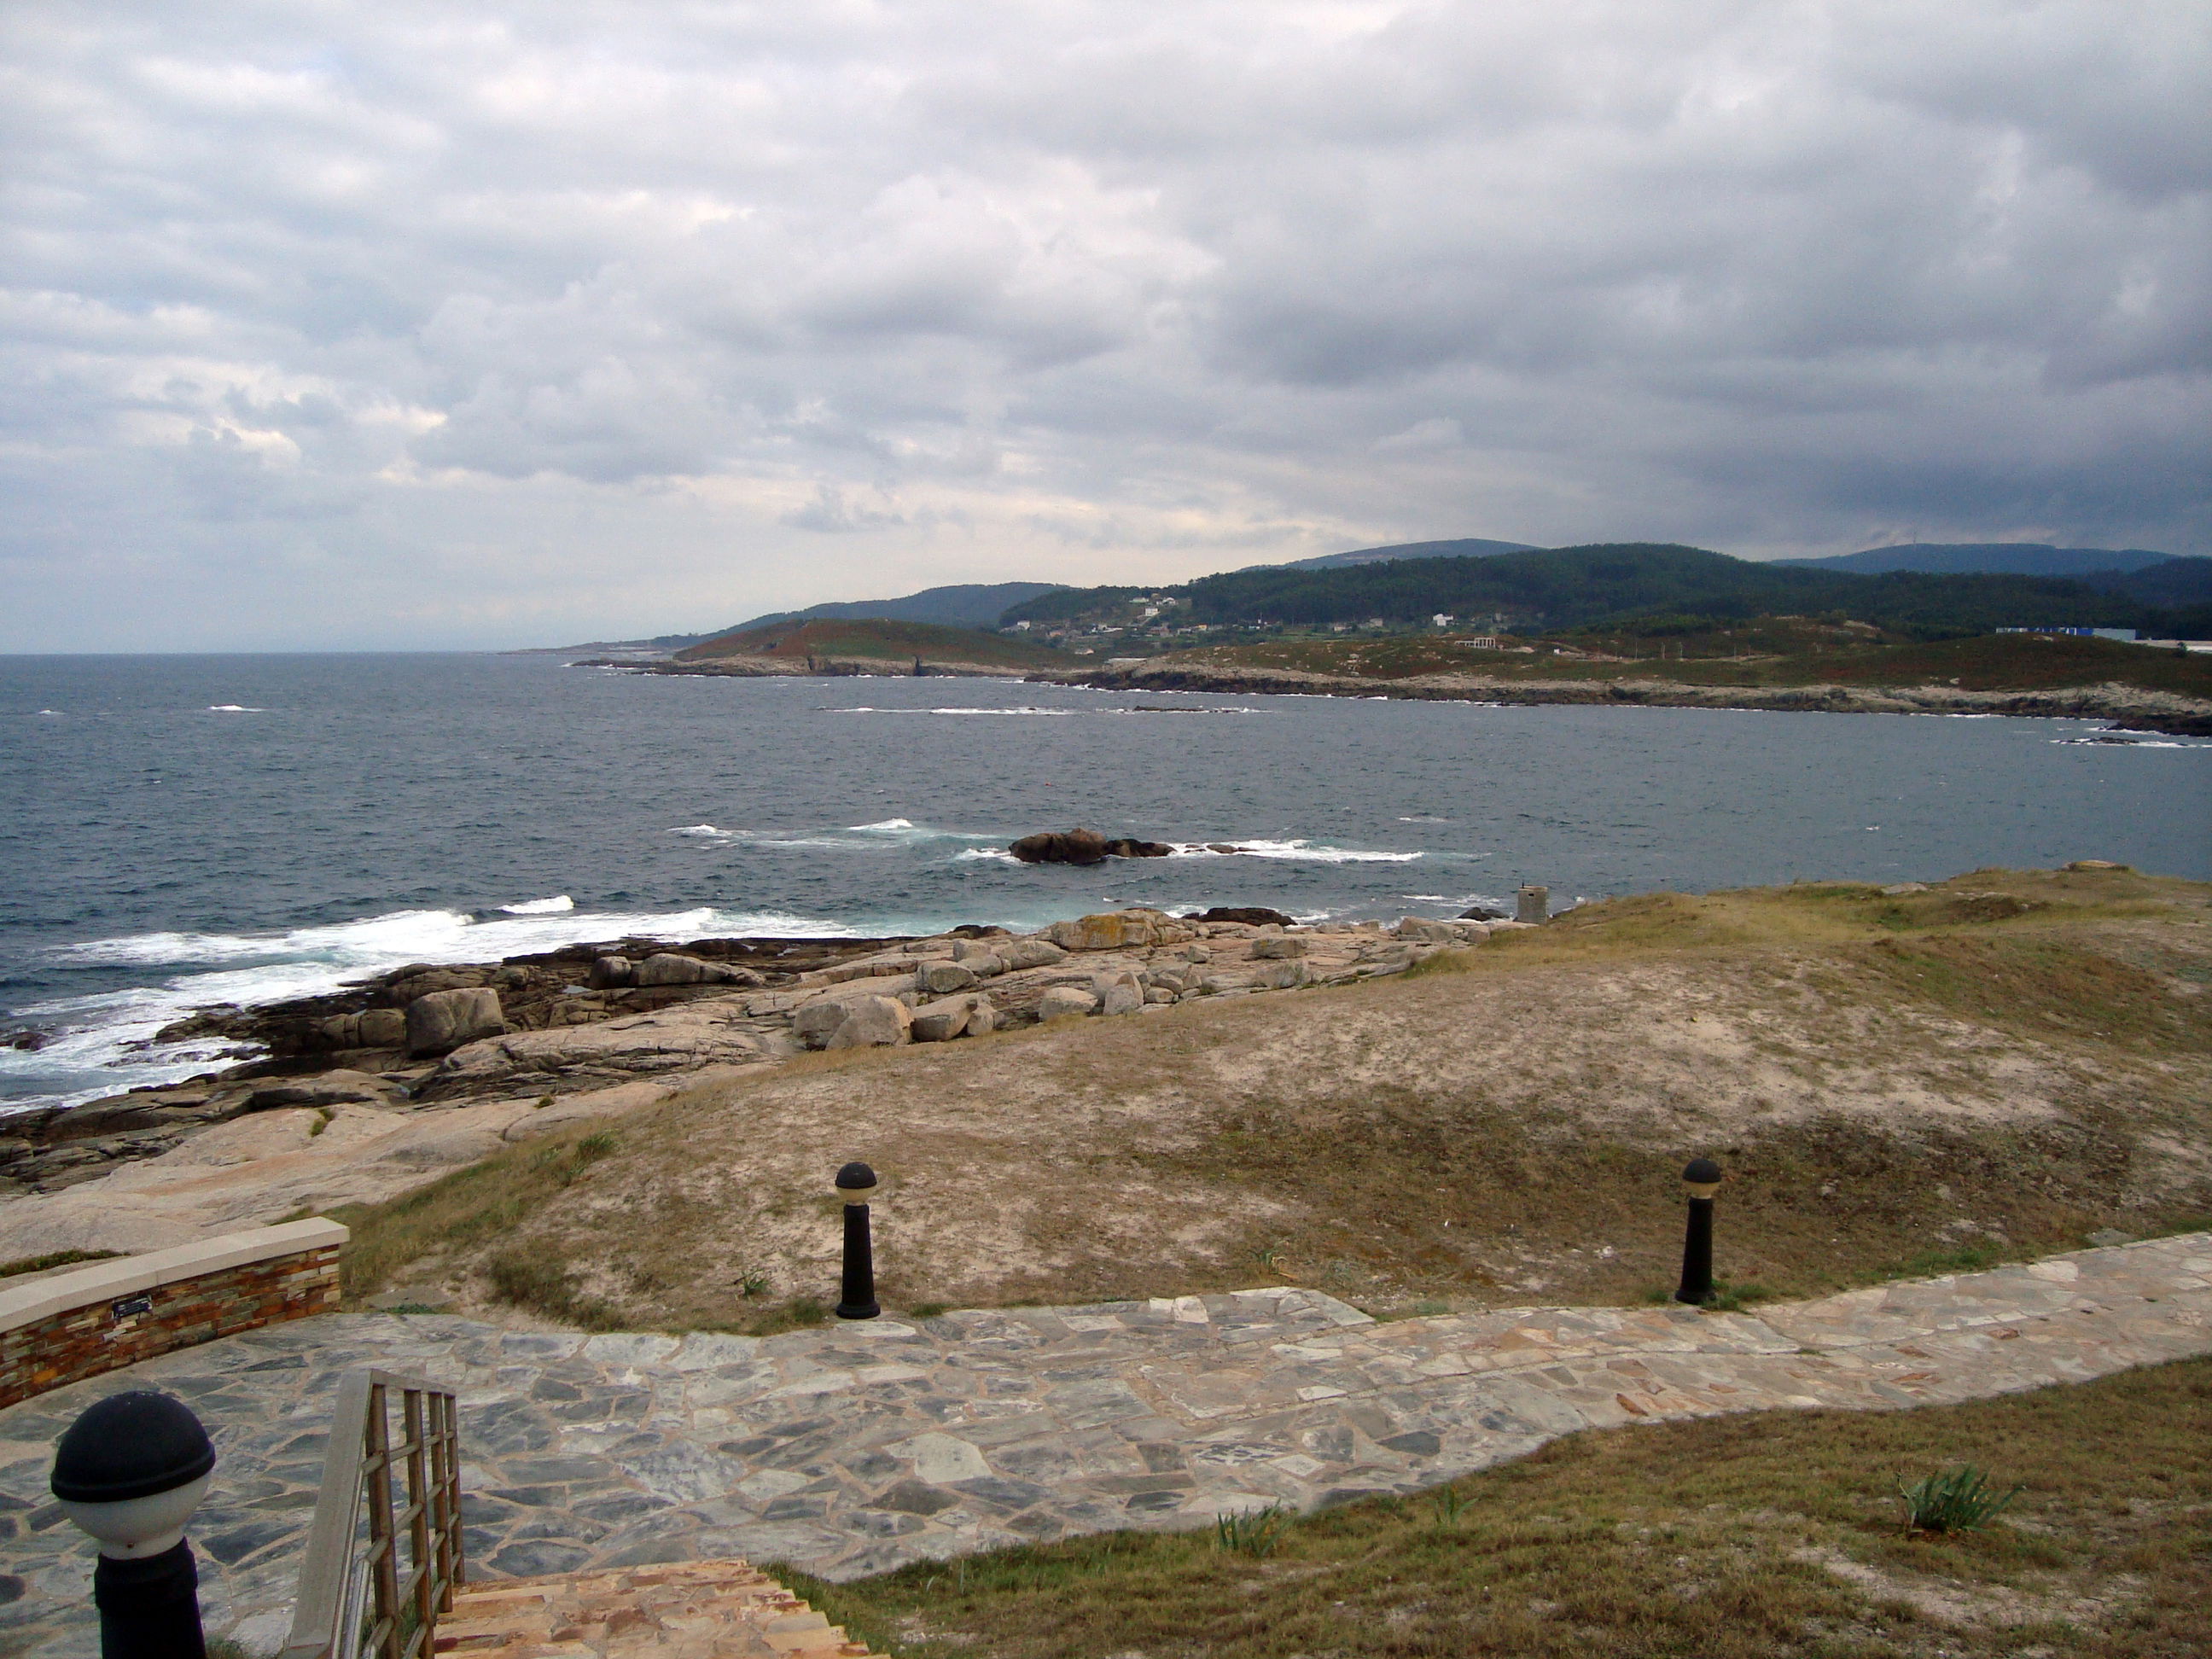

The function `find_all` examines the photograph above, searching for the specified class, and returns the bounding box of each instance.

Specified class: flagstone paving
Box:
[2,1232,2209,1656]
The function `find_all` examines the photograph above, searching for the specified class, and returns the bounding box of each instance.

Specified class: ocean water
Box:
[3,653,2207,1114]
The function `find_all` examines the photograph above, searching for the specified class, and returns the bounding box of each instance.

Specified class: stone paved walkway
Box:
[3,1233,2209,1657]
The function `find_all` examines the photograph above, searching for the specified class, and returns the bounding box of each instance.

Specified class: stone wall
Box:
[0,1220,346,1408]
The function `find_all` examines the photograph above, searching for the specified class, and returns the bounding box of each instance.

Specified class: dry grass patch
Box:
[787,1356,2212,1659]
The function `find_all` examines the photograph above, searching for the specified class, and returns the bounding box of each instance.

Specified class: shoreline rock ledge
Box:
[1009,827,1173,864]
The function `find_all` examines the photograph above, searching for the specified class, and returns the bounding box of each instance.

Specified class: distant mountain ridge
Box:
[1266,536,1539,571]
[1775,543,2179,577]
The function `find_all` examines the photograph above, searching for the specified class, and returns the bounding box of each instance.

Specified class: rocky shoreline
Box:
[1057,662,2212,736]
[597,654,2212,736]
[0,906,1519,1240]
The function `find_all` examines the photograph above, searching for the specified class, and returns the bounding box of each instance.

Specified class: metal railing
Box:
[279,1370,464,1659]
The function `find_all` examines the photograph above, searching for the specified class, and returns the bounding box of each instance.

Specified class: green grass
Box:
[782,1356,2212,1659]
[0,1247,123,1280]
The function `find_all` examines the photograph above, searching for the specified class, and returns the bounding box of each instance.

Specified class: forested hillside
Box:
[998,544,2212,640]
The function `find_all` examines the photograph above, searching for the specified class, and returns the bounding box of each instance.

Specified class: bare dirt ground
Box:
[335,866,2212,1328]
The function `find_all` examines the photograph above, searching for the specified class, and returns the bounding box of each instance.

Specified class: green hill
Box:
[999,543,2212,640]
[673,615,1066,669]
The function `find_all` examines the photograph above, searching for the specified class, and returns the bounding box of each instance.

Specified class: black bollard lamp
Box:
[52,1390,217,1659]
[1674,1157,1724,1307]
[834,1161,881,1320]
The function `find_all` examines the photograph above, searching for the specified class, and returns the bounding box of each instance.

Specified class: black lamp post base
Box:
[836,1200,878,1319]
[1674,1194,1716,1306]
[95,1540,206,1659]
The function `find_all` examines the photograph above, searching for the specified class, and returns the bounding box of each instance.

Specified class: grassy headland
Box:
[333,865,2212,1333]
[666,615,1065,672]
[1138,623,2212,699]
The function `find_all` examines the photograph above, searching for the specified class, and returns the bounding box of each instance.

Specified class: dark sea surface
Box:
[3,653,2207,1113]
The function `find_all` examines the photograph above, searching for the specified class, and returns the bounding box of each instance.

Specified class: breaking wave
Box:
[6,899,856,1113]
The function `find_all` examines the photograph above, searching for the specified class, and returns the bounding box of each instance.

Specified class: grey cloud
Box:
[1,0,2205,649]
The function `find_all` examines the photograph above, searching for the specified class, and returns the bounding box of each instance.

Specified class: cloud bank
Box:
[3,2,2206,649]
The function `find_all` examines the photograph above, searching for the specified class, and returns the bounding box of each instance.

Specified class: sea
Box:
[3,653,2207,1116]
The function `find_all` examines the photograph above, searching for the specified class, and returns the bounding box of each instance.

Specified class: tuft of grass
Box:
[0,1247,124,1280]
[1426,1482,1469,1527]
[1703,1278,1775,1313]
[1214,1504,1289,1557]
[909,1301,950,1318]
[308,1106,333,1138]
[1898,1464,2023,1534]
[1894,1242,2012,1279]
[800,1356,2212,1659]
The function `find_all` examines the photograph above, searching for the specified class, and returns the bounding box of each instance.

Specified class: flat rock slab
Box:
[3,1234,2209,1656]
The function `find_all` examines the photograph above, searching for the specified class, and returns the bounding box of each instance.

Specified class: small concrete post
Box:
[1515,885,1549,925]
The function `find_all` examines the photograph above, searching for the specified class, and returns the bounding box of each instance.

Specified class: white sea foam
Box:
[207,704,264,713]
[1168,838,1423,864]
[2052,736,2209,749]
[956,847,1020,863]
[672,824,730,838]
[847,818,917,832]
[8,899,860,1111]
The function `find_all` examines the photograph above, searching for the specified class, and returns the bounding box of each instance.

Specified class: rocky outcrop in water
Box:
[1009,828,1174,864]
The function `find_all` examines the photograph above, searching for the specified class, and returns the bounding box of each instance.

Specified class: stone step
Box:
[434,1559,876,1658]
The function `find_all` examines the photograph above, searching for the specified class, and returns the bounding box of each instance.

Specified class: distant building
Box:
[1432,614,1454,627]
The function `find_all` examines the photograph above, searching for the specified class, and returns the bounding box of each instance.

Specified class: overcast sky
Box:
[4,3,2207,650]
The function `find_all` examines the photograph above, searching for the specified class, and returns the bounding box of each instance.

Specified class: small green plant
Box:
[1898,1464,2023,1534]
[910,1301,950,1318]
[1428,1483,1468,1526]
[737,1269,771,1298]
[1413,1299,1451,1316]
[535,1093,555,1109]
[575,1131,618,1161]
[308,1107,333,1138]
[1703,1278,1774,1313]
[1214,1503,1289,1557]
